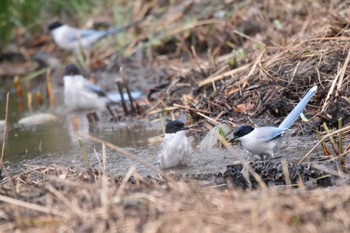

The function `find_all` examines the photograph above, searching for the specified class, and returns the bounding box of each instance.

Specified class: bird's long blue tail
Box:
[278,86,317,129]
[103,17,147,38]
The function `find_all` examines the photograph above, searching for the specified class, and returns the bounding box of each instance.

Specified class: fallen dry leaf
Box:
[235,102,254,113]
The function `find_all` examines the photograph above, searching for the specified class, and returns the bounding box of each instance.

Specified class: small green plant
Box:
[320,119,349,166]
[228,48,246,69]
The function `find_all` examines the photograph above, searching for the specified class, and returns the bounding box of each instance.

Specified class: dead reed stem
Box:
[78,133,165,177]
[298,125,350,164]
[0,93,9,172]
[0,194,66,217]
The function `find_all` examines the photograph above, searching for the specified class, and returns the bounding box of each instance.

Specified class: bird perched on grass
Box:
[229,86,318,158]
[156,119,192,169]
[48,18,144,51]
[63,64,144,111]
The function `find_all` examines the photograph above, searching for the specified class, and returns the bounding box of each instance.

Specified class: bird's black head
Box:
[48,21,63,31]
[64,64,80,76]
[165,120,189,134]
[232,125,254,140]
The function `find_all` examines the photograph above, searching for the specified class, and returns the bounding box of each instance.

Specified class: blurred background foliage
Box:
[0,0,133,51]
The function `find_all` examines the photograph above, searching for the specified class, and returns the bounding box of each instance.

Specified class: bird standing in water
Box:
[156,119,192,169]
[63,64,143,111]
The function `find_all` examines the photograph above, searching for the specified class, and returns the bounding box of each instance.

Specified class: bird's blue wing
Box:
[256,127,286,142]
[266,128,286,141]
[67,29,106,42]
[83,82,106,97]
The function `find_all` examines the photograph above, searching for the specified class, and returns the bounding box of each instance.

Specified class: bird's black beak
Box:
[182,126,190,131]
[226,133,236,142]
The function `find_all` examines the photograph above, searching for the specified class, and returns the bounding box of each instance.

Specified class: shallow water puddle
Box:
[0,83,322,177]
[0,89,229,176]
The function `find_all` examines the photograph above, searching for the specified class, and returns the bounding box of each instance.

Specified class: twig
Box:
[201,183,227,189]
[116,80,129,115]
[86,113,94,124]
[190,45,205,75]
[214,111,225,121]
[0,194,66,217]
[46,68,55,111]
[78,137,90,168]
[102,143,107,173]
[77,133,165,177]
[46,184,85,217]
[173,103,211,114]
[322,122,339,155]
[241,48,266,88]
[329,149,350,163]
[256,63,278,83]
[197,112,220,125]
[298,125,350,164]
[100,173,109,220]
[93,149,103,173]
[321,49,350,111]
[106,105,118,122]
[281,159,291,189]
[92,112,100,122]
[36,92,43,107]
[290,61,301,84]
[116,166,136,196]
[338,118,344,164]
[315,67,324,88]
[166,19,225,38]
[120,67,137,114]
[13,76,24,111]
[311,164,350,178]
[198,63,251,87]
[292,37,350,49]
[1,93,9,175]
[27,92,32,112]
[242,162,268,192]
[146,106,178,116]
[233,30,263,44]
[336,49,350,95]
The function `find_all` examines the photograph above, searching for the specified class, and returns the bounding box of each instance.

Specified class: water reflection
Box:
[0,84,161,174]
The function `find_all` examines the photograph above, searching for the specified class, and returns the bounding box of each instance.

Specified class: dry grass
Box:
[0,165,349,233]
[1,1,350,232]
[140,0,350,129]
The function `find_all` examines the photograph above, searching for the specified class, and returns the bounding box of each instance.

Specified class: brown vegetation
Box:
[0,166,349,233]
[1,0,350,232]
